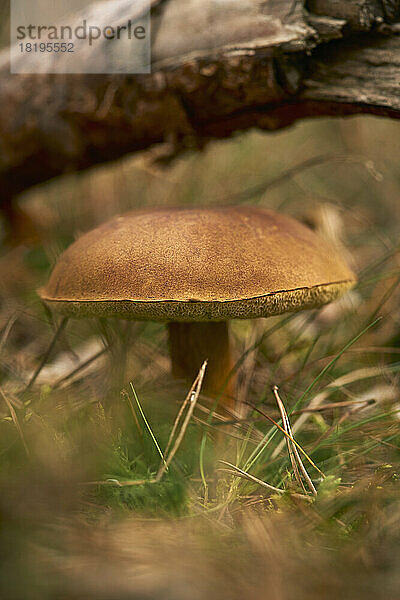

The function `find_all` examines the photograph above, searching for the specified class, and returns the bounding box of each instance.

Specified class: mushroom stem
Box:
[167,321,235,409]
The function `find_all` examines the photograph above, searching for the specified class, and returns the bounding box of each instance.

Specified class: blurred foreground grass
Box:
[0,115,399,599]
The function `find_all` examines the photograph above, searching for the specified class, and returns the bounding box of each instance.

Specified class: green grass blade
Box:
[130,381,168,471]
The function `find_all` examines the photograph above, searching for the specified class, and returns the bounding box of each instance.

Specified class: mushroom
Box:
[39,206,356,408]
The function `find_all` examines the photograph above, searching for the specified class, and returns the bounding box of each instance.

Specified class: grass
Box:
[0,115,399,598]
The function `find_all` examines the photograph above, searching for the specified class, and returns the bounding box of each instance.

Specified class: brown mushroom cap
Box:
[40,206,356,321]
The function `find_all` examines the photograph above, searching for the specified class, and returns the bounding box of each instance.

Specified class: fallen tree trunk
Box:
[1,0,400,203]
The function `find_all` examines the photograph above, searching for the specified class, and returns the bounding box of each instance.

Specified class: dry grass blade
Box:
[218,460,284,494]
[310,398,374,453]
[272,364,395,459]
[293,399,373,413]
[223,154,381,203]
[84,478,149,487]
[53,346,108,390]
[162,368,203,460]
[122,389,143,439]
[0,313,18,355]
[192,414,260,443]
[249,402,324,477]
[0,386,29,456]
[156,360,207,481]
[25,317,69,391]
[273,386,317,496]
[270,388,304,490]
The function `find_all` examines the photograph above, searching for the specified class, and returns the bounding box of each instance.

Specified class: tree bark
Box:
[1,0,400,204]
